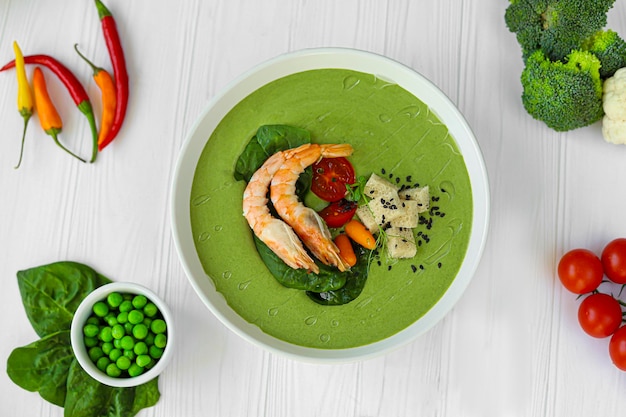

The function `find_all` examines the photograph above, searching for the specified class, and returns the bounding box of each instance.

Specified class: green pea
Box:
[128,310,144,325]
[136,354,151,368]
[83,324,100,338]
[149,345,163,359]
[107,292,124,308]
[105,314,118,326]
[111,324,125,340]
[132,295,147,309]
[109,348,122,362]
[84,336,98,348]
[124,349,137,360]
[143,302,158,318]
[124,322,134,334]
[154,333,167,349]
[128,363,144,377]
[116,355,131,371]
[150,319,167,334]
[134,341,148,355]
[119,300,133,313]
[132,324,148,340]
[113,338,122,349]
[145,358,156,369]
[86,316,100,325]
[93,301,109,317]
[116,311,129,324]
[88,346,104,362]
[96,356,110,372]
[142,318,153,328]
[106,363,122,377]
[102,342,114,356]
[120,335,135,351]
[144,333,155,346]
[99,326,113,343]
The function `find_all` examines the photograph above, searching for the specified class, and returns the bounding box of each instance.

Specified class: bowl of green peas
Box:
[70,282,174,388]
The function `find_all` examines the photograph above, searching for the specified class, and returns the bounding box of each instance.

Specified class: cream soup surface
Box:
[190,69,473,349]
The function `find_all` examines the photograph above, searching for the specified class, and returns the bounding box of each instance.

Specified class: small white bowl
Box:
[70,282,175,388]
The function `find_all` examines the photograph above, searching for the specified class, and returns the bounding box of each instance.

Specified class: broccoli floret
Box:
[581,30,626,79]
[505,0,616,62]
[520,50,604,131]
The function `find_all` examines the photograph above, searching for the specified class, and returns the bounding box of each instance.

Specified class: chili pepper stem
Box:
[14,112,31,169]
[84,106,98,163]
[49,130,86,163]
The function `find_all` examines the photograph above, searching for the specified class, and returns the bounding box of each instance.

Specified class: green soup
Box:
[190,69,472,349]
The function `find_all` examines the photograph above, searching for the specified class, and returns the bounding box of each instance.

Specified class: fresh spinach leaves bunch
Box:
[234,125,370,305]
[7,261,161,417]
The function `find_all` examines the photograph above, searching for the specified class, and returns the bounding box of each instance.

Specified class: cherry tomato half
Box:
[610,326,626,371]
[602,238,626,284]
[318,199,357,228]
[557,248,603,294]
[311,157,355,202]
[578,293,622,338]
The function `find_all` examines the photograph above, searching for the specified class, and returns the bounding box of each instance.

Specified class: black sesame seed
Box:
[377,260,382,266]
[411,265,417,273]
[381,168,386,174]
[388,173,393,179]
[388,265,392,271]
[419,265,424,270]
[438,262,442,268]
[395,177,400,184]
[406,175,412,182]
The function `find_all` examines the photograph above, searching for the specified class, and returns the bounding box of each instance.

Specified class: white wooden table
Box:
[3,0,626,416]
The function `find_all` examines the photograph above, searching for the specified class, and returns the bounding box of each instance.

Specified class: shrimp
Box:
[243,151,319,273]
[271,143,354,272]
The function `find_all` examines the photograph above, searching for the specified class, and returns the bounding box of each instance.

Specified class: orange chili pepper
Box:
[74,44,116,148]
[13,41,33,169]
[344,219,377,250]
[334,234,357,267]
[32,67,86,163]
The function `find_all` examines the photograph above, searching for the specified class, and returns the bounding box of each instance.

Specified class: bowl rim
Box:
[170,47,490,363]
[70,282,175,387]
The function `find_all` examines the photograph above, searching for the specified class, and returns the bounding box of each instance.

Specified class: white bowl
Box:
[171,47,490,362]
[70,282,175,387]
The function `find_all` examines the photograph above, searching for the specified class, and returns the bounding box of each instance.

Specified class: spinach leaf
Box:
[8,261,161,417]
[64,360,160,417]
[306,246,371,305]
[17,261,111,338]
[235,124,371,304]
[234,124,311,182]
[254,236,347,292]
[6,330,74,407]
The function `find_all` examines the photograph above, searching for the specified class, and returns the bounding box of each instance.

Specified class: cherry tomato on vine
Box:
[557,248,603,294]
[602,238,626,284]
[577,293,623,338]
[318,199,357,228]
[609,326,626,371]
[311,157,355,202]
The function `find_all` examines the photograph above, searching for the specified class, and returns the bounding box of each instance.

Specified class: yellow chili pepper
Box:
[13,41,33,169]
[32,67,86,163]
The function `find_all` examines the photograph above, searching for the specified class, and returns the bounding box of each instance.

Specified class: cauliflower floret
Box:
[602,67,626,145]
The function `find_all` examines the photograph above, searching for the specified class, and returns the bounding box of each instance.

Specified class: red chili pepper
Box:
[1,55,99,162]
[95,0,128,151]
